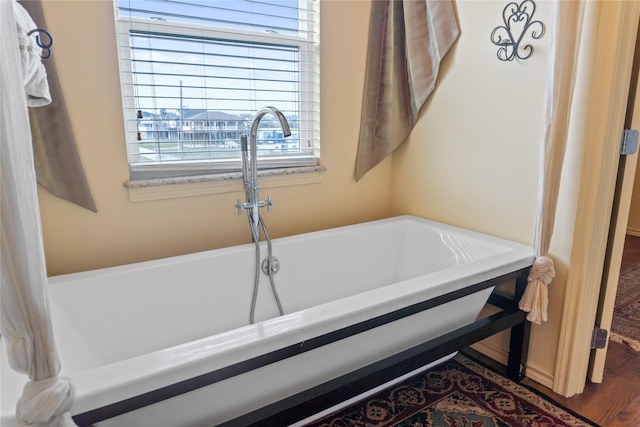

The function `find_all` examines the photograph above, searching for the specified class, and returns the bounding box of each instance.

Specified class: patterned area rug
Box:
[611,265,640,351]
[303,354,597,427]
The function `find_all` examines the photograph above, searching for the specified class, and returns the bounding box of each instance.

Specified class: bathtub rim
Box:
[46,215,527,284]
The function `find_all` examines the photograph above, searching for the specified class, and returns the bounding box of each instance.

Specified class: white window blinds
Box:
[114,0,320,179]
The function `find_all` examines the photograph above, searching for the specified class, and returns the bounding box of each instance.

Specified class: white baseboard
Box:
[525,361,555,389]
[471,340,508,365]
[626,228,640,237]
[471,340,555,389]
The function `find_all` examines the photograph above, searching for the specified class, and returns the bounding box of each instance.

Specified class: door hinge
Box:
[620,129,639,155]
[591,328,608,349]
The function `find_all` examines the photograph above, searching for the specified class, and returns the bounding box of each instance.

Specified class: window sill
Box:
[124,166,326,202]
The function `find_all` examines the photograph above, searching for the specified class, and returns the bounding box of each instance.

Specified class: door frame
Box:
[589,16,640,384]
[553,0,640,397]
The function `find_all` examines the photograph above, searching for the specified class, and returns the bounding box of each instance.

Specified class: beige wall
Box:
[390,0,574,387]
[38,0,392,276]
[390,1,545,241]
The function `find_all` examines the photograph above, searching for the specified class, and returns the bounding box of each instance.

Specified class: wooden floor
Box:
[523,341,640,426]
[522,235,640,426]
[620,235,640,276]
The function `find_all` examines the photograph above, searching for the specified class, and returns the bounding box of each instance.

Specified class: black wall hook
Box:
[27,28,54,59]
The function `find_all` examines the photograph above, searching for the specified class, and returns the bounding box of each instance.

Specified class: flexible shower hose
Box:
[247,213,284,324]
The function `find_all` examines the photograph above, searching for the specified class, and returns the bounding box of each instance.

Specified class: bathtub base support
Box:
[225,271,532,427]
[486,274,531,382]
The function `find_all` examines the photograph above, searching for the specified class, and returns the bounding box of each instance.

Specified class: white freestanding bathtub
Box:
[1,215,534,426]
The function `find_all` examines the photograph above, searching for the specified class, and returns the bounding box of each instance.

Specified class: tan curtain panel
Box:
[519,0,585,324]
[19,0,97,213]
[355,0,459,181]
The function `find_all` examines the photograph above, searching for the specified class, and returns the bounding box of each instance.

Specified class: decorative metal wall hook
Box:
[490,0,545,61]
[27,28,54,59]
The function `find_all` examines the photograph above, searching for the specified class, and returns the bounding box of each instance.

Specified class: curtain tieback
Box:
[17,376,75,426]
[519,255,555,324]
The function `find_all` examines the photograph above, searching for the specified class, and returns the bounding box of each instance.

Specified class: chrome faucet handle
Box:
[236,199,243,215]
[256,195,273,211]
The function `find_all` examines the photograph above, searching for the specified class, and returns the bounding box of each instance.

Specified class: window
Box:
[114,0,320,180]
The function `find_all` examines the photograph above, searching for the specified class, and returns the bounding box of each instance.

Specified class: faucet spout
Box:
[249,106,292,153]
